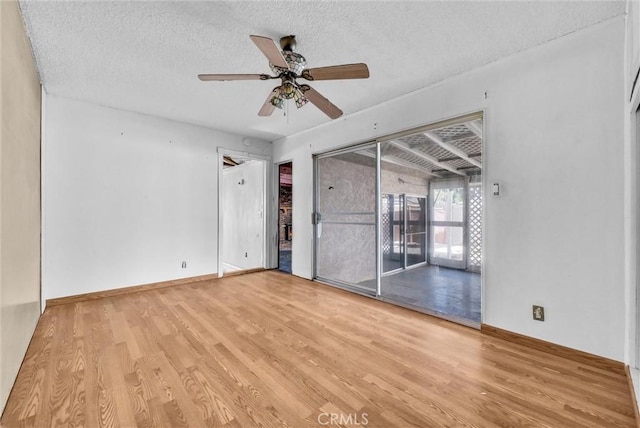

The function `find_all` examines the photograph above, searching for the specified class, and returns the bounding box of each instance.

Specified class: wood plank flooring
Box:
[1,271,636,427]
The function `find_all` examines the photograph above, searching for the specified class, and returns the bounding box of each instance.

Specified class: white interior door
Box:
[222,160,265,272]
[218,149,271,276]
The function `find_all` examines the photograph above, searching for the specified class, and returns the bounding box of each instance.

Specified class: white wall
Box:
[0,0,42,411]
[43,96,271,301]
[274,18,625,361]
[624,0,640,406]
[222,160,265,271]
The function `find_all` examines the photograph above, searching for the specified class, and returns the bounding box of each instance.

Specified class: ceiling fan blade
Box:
[301,63,369,81]
[258,88,279,117]
[302,85,343,119]
[249,35,289,70]
[198,74,269,81]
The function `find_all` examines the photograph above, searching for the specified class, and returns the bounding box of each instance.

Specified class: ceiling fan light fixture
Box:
[294,88,308,108]
[280,82,297,99]
[268,83,309,111]
[270,93,284,109]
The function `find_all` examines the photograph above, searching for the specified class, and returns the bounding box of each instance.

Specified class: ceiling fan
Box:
[198,35,369,119]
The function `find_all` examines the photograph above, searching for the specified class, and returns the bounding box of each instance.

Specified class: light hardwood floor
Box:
[1,271,636,427]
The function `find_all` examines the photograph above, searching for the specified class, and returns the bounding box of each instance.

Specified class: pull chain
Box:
[285,99,290,125]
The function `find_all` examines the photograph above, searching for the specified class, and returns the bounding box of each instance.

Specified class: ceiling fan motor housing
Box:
[280,35,297,52]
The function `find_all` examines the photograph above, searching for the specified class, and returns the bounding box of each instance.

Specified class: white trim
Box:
[40,86,46,314]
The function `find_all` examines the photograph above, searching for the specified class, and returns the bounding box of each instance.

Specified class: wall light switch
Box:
[492,182,500,196]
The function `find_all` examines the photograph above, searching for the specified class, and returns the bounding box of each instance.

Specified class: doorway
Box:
[218,149,270,276]
[278,162,293,273]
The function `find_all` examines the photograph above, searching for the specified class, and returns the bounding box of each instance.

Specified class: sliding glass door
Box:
[314,146,377,293]
[313,113,483,325]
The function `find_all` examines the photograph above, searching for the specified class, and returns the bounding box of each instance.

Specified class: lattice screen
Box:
[382,195,391,255]
[468,183,482,270]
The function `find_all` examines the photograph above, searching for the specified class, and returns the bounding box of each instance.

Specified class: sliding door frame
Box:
[311,110,485,327]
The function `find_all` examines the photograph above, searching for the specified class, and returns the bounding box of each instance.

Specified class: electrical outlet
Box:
[181,261,187,269]
[532,305,544,321]
[244,252,248,258]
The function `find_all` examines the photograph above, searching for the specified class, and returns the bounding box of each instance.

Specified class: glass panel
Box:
[432,226,464,261]
[432,188,464,222]
[378,114,482,324]
[429,178,465,270]
[317,223,376,289]
[315,149,376,292]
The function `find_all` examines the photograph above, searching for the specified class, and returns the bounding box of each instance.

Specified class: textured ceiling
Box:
[20,1,624,141]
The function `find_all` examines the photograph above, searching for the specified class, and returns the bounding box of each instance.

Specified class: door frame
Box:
[217,148,273,278]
